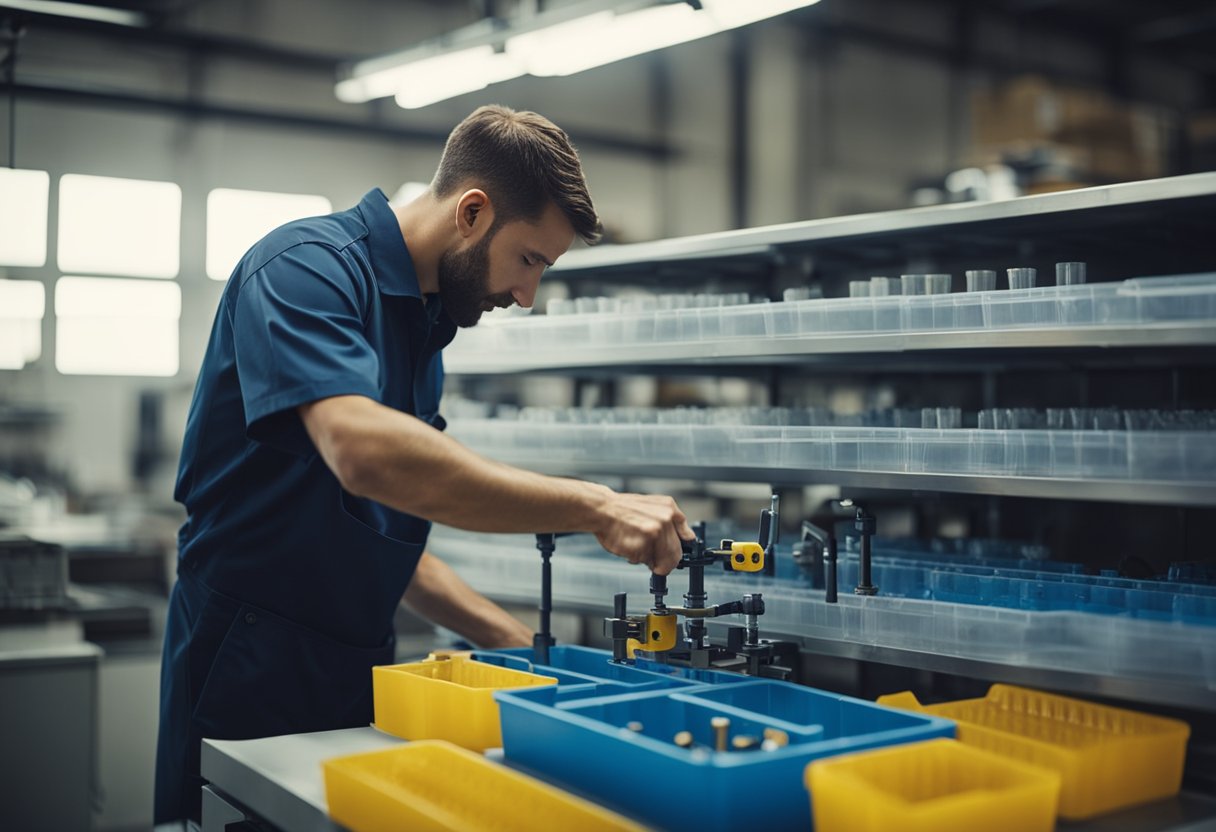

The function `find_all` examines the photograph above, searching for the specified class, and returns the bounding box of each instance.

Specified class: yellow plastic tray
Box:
[372,654,557,751]
[806,738,1059,832]
[879,684,1190,819]
[324,740,646,832]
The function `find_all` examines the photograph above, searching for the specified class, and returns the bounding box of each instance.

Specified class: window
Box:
[57,174,181,278]
[55,277,180,376]
[0,168,50,267]
[206,188,332,281]
[0,280,45,370]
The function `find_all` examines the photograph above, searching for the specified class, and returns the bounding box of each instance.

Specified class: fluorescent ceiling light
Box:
[0,168,49,267]
[337,0,820,107]
[509,5,712,77]
[0,0,146,27]
[394,45,525,110]
[58,174,181,279]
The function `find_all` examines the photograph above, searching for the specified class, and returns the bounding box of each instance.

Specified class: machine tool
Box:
[601,496,799,680]
[791,498,877,601]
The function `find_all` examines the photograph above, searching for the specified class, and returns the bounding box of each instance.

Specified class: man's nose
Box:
[512,282,538,309]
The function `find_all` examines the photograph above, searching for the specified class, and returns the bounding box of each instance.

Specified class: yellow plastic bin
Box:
[879,684,1190,819]
[324,740,646,832]
[806,738,1060,832]
[373,654,556,750]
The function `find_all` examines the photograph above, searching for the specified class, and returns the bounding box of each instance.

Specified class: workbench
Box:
[201,726,1216,832]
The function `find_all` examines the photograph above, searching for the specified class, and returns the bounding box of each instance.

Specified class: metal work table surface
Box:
[201,728,401,832]
[202,727,1216,832]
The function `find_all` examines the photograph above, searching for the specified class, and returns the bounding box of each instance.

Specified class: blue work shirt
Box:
[155,188,457,823]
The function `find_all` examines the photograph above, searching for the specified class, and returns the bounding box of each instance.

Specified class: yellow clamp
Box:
[627,611,677,658]
[726,541,765,573]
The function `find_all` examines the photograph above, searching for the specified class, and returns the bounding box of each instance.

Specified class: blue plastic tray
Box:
[495,680,954,831]
[829,554,1216,625]
[476,645,750,688]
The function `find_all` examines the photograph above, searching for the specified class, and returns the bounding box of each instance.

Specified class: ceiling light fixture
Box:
[337,0,821,109]
[0,0,146,27]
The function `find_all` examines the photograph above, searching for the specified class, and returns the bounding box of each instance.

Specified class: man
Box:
[155,105,694,824]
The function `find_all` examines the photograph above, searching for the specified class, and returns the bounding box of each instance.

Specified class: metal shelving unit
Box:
[446,322,1216,375]
[547,173,1216,280]
[427,529,1216,712]
[519,461,1216,507]
[447,174,1216,735]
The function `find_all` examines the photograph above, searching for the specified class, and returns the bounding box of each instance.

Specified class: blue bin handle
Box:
[468,650,536,674]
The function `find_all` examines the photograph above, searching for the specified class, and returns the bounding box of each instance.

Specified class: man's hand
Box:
[592,493,695,576]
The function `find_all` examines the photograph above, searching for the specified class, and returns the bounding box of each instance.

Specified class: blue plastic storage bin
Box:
[476,645,751,689]
[494,680,954,832]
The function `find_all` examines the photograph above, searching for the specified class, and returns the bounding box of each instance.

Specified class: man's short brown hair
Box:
[431,105,601,244]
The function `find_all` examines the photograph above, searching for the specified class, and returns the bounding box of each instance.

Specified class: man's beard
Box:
[437,233,514,328]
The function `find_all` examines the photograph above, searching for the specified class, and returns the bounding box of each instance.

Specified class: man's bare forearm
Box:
[302,395,610,533]
[301,395,693,574]
[404,551,533,648]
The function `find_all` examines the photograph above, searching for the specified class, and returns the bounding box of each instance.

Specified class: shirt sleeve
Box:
[231,243,381,456]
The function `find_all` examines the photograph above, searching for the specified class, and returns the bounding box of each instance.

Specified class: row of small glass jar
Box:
[832,261,1087,300]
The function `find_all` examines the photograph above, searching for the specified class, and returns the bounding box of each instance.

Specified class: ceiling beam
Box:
[2,78,679,159]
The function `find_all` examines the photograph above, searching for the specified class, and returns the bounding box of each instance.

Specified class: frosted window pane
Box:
[0,279,45,370]
[206,188,332,281]
[0,320,42,370]
[0,168,50,267]
[0,278,45,317]
[58,174,181,278]
[55,277,180,376]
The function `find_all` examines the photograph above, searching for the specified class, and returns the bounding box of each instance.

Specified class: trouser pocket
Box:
[191,596,394,741]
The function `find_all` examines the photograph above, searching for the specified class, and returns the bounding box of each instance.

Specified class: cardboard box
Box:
[971,76,1163,182]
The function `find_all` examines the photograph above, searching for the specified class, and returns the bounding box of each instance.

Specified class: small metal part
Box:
[650,572,668,611]
[674,731,694,749]
[711,716,730,752]
[626,721,644,733]
[825,532,838,604]
[851,501,878,596]
[763,727,789,748]
[731,735,761,751]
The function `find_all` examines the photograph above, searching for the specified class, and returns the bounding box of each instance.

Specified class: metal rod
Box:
[612,592,627,663]
[825,533,838,604]
[859,530,872,589]
[534,534,555,665]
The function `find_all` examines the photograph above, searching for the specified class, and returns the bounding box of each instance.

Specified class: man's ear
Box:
[455,189,494,240]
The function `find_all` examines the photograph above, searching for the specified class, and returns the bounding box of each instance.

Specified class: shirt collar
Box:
[356,188,422,299]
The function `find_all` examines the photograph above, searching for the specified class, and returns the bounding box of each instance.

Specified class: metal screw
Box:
[626,721,644,733]
[763,727,789,748]
[711,717,730,752]
[674,731,693,749]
